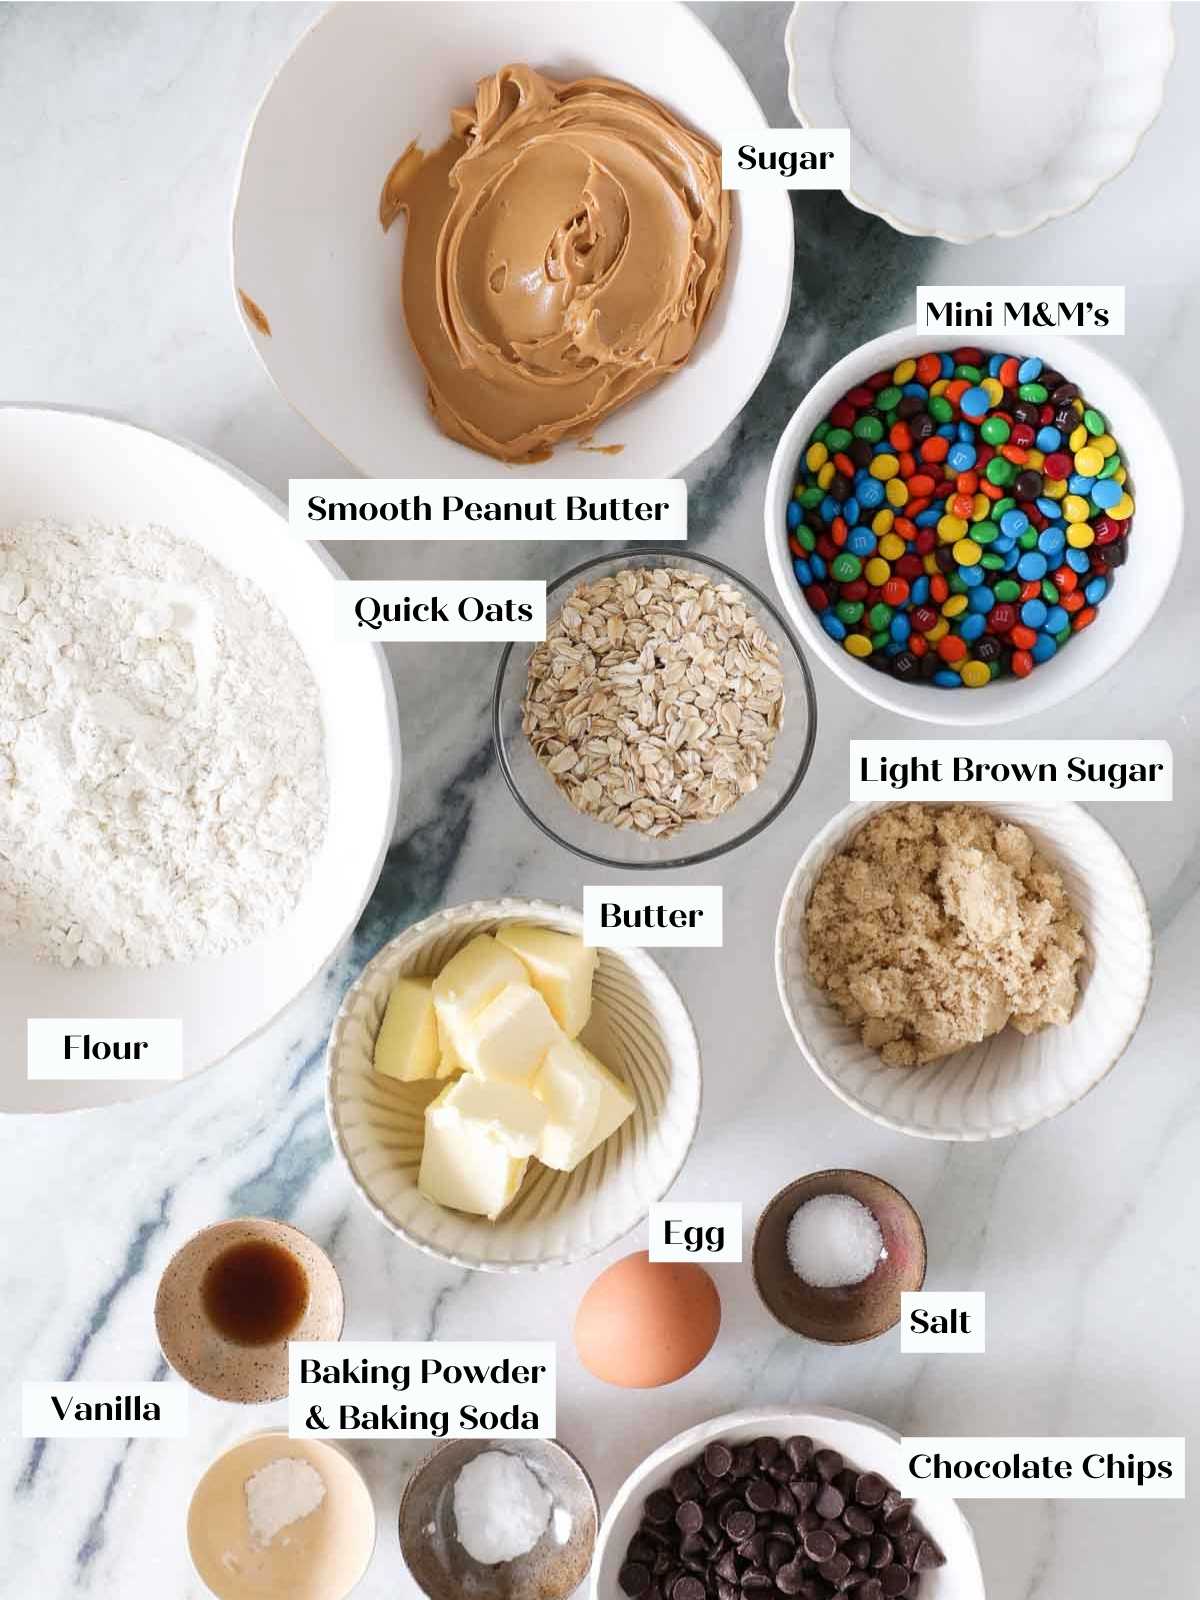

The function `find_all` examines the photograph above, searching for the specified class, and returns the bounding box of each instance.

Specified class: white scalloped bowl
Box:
[776,802,1152,1140]
[326,899,701,1270]
[786,1,1174,242]
[591,1406,985,1600]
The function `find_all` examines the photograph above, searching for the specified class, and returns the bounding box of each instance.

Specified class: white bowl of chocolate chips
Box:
[592,1406,984,1600]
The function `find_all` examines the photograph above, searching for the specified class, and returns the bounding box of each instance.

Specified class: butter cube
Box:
[432,935,528,1061]
[545,1037,636,1164]
[529,1039,603,1170]
[461,982,561,1083]
[373,975,439,1082]
[496,923,597,1038]
[436,1072,548,1156]
[418,1086,528,1220]
[435,1011,465,1078]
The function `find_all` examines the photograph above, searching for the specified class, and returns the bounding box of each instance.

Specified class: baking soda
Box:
[452,1451,552,1565]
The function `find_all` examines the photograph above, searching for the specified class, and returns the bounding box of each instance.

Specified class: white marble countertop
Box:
[1,3,1197,1596]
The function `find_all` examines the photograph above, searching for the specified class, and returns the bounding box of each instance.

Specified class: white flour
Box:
[0,519,328,967]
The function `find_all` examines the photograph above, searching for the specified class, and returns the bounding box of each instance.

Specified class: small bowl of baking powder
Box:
[187,1429,375,1600]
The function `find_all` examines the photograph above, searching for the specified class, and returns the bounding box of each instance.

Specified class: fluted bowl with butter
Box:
[326,899,701,1271]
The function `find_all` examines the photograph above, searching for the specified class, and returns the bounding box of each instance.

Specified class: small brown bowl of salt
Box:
[753,1169,926,1344]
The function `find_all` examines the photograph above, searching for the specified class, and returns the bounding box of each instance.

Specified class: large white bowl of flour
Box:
[0,406,400,1114]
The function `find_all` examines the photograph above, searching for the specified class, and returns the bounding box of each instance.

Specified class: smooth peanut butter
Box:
[381,65,731,464]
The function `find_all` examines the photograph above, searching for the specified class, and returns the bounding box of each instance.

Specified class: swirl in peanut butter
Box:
[381,65,731,464]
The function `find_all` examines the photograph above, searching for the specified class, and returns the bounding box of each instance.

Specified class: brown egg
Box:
[573,1250,721,1388]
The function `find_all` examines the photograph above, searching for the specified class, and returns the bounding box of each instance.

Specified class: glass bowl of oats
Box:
[493,549,817,868]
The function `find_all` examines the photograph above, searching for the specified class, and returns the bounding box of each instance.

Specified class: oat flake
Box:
[522,566,784,839]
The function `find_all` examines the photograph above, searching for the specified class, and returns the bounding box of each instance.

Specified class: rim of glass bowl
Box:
[491,545,819,870]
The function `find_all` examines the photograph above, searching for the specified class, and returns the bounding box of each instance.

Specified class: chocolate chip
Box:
[790,1477,818,1512]
[844,1505,874,1536]
[675,1501,703,1536]
[673,1469,703,1503]
[883,1500,913,1534]
[743,1572,774,1592]
[894,1531,922,1568]
[737,1533,767,1566]
[766,1537,792,1571]
[775,1484,799,1519]
[785,1436,814,1472]
[913,1538,946,1571]
[815,1483,845,1519]
[880,1566,910,1597]
[745,1478,777,1513]
[620,1562,652,1596]
[774,1563,807,1597]
[723,1508,755,1543]
[870,1533,894,1568]
[855,1473,888,1508]
[813,1449,843,1482]
[819,1553,853,1584]
[847,1537,872,1569]
[645,1491,676,1524]
[672,1578,705,1600]
[803,1528,837,1563]
[705,1443,733,1479]
[859,1581,884,1600]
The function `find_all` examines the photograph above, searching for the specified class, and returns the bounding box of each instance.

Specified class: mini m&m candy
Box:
[787,349,1135,688]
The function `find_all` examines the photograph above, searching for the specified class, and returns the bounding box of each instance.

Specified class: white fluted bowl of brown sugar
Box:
[776,802,1153,1141]
[326,899,701,1270]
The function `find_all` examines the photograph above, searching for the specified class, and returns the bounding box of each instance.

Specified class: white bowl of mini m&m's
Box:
[764,328,1182,726]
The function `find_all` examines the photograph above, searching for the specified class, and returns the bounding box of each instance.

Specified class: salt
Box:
[452,1451,552,1566]
[786,1193,884,1289]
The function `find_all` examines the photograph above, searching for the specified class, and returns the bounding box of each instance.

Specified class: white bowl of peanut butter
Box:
[232,2,793,478]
